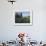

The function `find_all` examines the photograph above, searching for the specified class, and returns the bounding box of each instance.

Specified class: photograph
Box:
[15,11,30,23]
[15,10,32,26]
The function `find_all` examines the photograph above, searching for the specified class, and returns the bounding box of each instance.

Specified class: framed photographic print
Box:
[14,9,33,26]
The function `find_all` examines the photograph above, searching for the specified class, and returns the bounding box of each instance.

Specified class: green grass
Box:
[15,16,30,23]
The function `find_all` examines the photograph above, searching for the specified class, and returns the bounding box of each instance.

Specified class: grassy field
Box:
[15,16,30,23]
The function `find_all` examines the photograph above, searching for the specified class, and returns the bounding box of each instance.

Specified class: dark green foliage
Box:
[21,16,30,23]
[15,12,22,18]
[15,18,23,23]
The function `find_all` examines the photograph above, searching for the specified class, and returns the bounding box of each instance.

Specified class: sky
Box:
[22,12,30,17]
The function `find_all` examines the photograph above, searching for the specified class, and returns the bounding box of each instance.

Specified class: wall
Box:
[0,0,46,41]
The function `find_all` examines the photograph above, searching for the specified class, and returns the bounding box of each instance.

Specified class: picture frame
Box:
[14,9,33,26]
